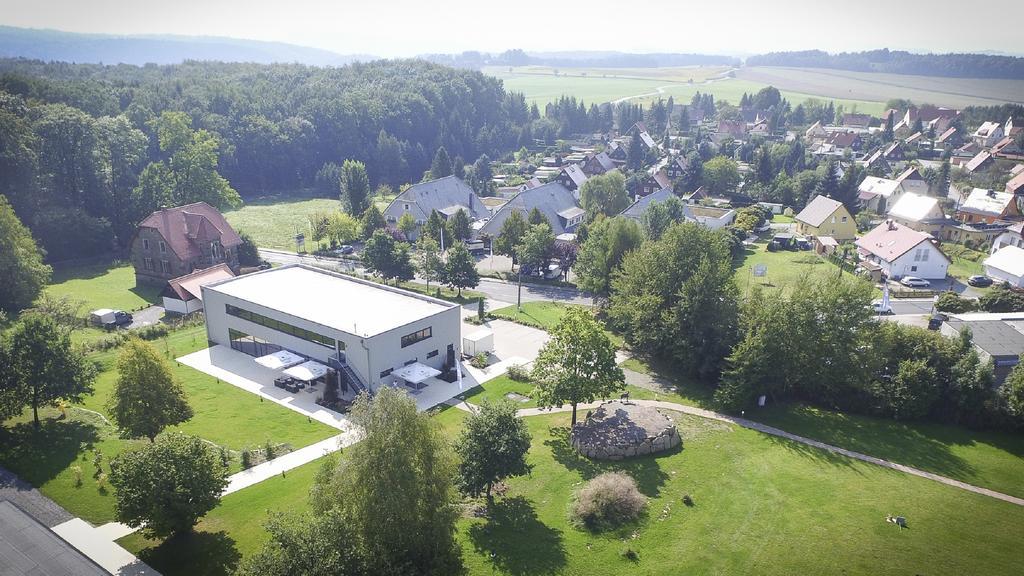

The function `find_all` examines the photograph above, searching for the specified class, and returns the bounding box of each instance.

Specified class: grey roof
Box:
[947,320,1024,359]
[589,152,616,173]
[795,195,845,227]
[477,182,581,237]
[621,187,677,220]
[560,164,588,187]
[384,176,489,223]
[0,500,108,576]
[558,206,586,219]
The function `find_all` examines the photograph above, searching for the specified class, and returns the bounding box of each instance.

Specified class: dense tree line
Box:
[746,49,1024,80]
[0,58,534,259]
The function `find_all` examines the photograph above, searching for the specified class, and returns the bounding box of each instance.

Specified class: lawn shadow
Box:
[468,496,566,576]
[135,530,241,576]
[0,418,100,486]
[544,426,673,497]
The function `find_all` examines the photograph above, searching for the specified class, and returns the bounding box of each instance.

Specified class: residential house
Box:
[383,176,489,240]
[665,155,690,180]
[162,263,235,315]
[827,131,862,151]
[965,150,994,174]
[583,152,616,176]
[794,195,857,241]
[750,118,771,137]
[990,222,1024,253]
[842,113,873,129]
[1006,170,1024,196]
[555,164,588,196]
[855,220,950,279]
[973,121,1005,147]
[984,245,1024,287]
[858,176,905,213]
[956,188,1018,224]
[941,316,1024,383]
[626,123,659,154]
[895,166,931,196]
[886,192,947,236]
[859,149,891,174]
[681,186,708,204]
[805,121,828,141]
[993,136,1024,159]
[606,141,628,164]
[477,182,583,240]
[936,126,959,149]
[686,204,737,230]
[636,171,672,198]
[716,120,747,142]
[131,202,242,286]
[883,141,904,161]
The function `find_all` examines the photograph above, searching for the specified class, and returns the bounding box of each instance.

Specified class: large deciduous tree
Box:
[579,171,629,221]
[493,209,528,265]
[310,388,461,576]
[108,339,193,442]
[110,433,229,539]
[5,315,95,428]
[574,216,642,298]
[443,241,480,297]
[701,155,740,195]
[455,400,532,501]
[0,195,51,314]
[532,307,624,425]
[237,509,367,576]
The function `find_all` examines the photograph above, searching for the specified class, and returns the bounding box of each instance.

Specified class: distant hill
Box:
[421,49,739,69]
[746,49,1024,80]
[0,26,374,66]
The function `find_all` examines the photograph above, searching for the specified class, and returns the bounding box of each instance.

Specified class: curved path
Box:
[447,398,1024,507]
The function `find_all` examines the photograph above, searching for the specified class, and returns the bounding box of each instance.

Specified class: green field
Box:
[0,325,337,524]
[462,374,539,408]
[223,197,341,252]
[737,66,1024,109]
[486,65,885,115]
[121,406,1024,575]
[45,261,161,313]
[489,301,625,348]
[733,242,848,295]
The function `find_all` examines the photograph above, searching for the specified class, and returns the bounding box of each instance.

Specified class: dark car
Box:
[967,275,993,287]
[105,310,133,329]
[335,245,355,255]
[928,312,948,331]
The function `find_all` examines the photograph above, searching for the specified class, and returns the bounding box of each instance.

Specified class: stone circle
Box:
[571,401,680,460]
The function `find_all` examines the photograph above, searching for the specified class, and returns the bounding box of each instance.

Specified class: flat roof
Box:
[0,500,108,576]
[205,265,456,337]
[947,319,1024,358]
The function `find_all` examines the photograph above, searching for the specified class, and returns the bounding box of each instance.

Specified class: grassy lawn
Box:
[489,301,625,348]
[623,358,1024,499]
[733,242,850,295]
[456,412,1024,575]
[397,280,485,305]
[461,375,538,408]
[223,196,341,252]
[0,325,338,524]
[944,243,987,284]
[45,261,161,313]
[771,213,795,223]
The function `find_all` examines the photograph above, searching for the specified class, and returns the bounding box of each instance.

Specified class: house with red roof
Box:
[131,202,243,285]
[855,220,950,280]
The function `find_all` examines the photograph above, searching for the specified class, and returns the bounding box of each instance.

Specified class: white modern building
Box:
[201,264,462,392]
[984,245,1024,287]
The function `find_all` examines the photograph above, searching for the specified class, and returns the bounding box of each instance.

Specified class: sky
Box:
[2,0,1022,58]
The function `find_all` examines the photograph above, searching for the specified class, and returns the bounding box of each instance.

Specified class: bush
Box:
[979,285,1024,312]
[506,364,531,382]
[241,449,252,469]
[936,291,977,313]
[470,352,488,369]
[570,472,647,530]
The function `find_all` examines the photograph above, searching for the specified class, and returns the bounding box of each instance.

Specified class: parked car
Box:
[967,275,993,287]
[928,312,948,331]
[870,299,893,315]
[899,276,930,288]
[755,221,771,233]
[334,245,354,255]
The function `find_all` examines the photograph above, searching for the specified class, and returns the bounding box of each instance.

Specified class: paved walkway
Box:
[510,398,1024,508]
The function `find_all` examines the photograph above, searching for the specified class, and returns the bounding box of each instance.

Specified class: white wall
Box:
[984,264,1024,288]
[883,243,949,279]
[162,296,201,315]
[366,306,462,390]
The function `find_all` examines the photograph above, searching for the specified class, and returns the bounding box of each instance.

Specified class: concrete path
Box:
[52,518,160,575]
[512,398,1024,508]
[222,433,353,495]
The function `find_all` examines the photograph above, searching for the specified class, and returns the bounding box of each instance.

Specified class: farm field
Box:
[737,66,1024,108]
[223,196,341,252]
[485,65,885,115]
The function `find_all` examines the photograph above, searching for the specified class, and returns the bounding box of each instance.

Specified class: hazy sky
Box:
[2,0,1022,57]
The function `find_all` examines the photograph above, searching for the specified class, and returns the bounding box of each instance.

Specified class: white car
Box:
[899,276,930,288]
[870,299,893,315]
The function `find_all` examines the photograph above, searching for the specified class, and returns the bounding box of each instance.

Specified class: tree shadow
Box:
[544,426,673,497]
[468,496,566,576]
[135,530,241,576]
[0,419,100,486]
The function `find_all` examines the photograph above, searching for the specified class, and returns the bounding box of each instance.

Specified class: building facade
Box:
[131,202,242,286]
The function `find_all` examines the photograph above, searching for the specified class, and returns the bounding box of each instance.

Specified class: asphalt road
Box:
[258,249,593,306]
[887,298,937,316]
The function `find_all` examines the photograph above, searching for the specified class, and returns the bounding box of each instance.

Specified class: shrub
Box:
[979,285,1024,312]
[470,353,488,369]
[621,547,639,562]
[264,441,276,461]
[241,449,252,469]
[570,472,647,530]
[936,291,977,313]
[71,465,82,487]
[506,364,531,382]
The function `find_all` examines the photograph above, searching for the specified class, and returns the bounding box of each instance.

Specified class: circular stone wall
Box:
[571,401,680,460]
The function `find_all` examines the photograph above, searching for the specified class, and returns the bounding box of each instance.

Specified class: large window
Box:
[225,304,335,348]
[401,327,432,348]
[229,329,282,357]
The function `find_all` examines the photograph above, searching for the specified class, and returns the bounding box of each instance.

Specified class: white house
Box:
[991,222,1024,254]
[972,121,1004,147]
[857,177,905,213]
[202,264,462,392]
[855,220,950,280]
[886,192,947,236]
[984,245,1024,287]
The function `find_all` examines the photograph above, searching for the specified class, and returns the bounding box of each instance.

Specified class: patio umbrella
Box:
[284,360,330,382]
[254,350,305,370]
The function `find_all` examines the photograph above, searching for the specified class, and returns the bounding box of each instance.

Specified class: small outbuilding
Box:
[462,329,494,357]
[984,245,1024,287]
[162,263,236,314]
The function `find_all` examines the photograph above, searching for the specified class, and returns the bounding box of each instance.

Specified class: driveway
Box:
[127,305,164,330]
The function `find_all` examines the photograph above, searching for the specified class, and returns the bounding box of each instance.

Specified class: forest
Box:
[0,58,535,260]
[746,48,1024,80]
